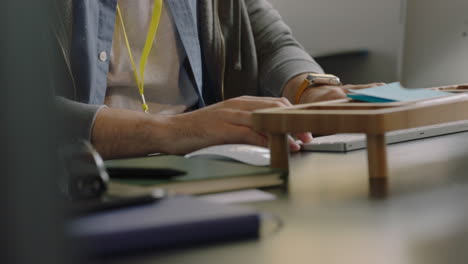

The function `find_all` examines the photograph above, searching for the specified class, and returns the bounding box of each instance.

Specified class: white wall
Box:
[402,0,468,88]
[268,0,406,83]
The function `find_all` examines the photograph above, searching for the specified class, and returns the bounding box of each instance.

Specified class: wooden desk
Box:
[101,132,468,264]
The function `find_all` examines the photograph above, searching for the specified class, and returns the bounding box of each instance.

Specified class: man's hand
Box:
[92,96,312,159]
[282,73,384,104]
[163,96,312,155]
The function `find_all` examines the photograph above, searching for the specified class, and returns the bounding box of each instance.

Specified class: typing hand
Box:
[164,96,311,154]
[298,83,385,103]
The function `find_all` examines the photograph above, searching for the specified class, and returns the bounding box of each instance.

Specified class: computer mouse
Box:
[184,144,270,166]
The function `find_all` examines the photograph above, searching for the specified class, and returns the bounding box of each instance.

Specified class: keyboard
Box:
[301,120,468,152]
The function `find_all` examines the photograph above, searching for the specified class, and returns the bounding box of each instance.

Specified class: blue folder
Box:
[68,196,260,256]
[348,82,452,102]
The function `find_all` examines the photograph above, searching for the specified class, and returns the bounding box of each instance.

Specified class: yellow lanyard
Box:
[116,0,163,113]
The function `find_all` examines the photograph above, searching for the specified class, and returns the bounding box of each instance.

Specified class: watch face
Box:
[308,74,341,86]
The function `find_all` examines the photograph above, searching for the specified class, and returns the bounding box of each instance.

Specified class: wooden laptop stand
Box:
[253,94,468,180]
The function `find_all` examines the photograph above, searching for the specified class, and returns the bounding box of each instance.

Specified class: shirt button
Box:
[99,51,107,62]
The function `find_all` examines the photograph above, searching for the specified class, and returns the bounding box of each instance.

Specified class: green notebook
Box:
[104,155,286,196]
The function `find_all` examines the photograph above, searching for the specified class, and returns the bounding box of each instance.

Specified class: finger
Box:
[354,82,386,87]
[433,85,458,90]
[299,86,340,103]
[342,83,385,94]
[287,135,301,152]
[342,83,386,93]
[235,95,293,106]
[434,84,468,90]
[236,96,292,109]
[248,131,300,152]
[240,96,293,107]
[325,87,348,100]
[223,96,292,111]
[342,83,385,89]
[294,132,313,144]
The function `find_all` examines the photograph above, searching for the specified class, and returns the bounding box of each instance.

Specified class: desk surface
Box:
[101,132,468,264]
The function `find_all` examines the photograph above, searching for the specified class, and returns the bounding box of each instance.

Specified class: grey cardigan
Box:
[58,0,323,141]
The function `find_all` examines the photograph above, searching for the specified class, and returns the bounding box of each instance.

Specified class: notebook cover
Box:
[104,155,285,186]
[69,196,260,256]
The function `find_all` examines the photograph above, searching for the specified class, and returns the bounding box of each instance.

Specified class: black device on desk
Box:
[59,141,109,200]
[60,141,185,218]
[59,141,183,200]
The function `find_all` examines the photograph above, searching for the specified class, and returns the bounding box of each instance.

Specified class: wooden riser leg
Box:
[269,133,289,170]
[366,134,389,179]
[369,178,388,199]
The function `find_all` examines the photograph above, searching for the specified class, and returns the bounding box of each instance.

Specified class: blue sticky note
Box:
[348,82,452,102]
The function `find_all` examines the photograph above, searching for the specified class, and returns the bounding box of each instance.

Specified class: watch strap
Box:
[294,78,312,104]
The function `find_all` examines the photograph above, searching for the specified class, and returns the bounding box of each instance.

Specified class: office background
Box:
[1,1,467,263]
[268,0,406,84]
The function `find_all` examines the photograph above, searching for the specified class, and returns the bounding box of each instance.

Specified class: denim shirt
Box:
[71,0,205,107]
[64,0,323,142]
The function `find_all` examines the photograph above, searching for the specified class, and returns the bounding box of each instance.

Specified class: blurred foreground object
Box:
[0,0,66,263]
[59,141,108,200]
